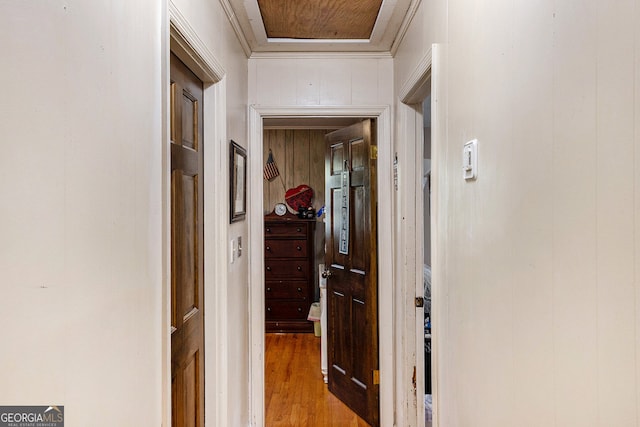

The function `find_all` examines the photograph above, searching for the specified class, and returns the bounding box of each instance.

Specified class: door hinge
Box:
[415,297,424,308]
[370,145,378,160]
[373,369,380,385]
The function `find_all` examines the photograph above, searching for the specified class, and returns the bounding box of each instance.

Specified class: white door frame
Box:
[164,4,229,427]
[396,45,441,427]
[248,105,393,427]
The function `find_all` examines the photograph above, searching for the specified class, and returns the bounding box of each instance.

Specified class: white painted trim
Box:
[167,6,230,427]
[369,0,402,45]
[249,51,394,60]
[390,0,422,57]
[399,47,432,104]
[248,105,394,427]
[267,38,371,44]
[397,45,434,427]
[203,79,230,427]
[243,0,269,46]
[160,3,171,427]
[169,1,226,83]
[219,0,253,58]
[429,43,445,427]
[394,101,421,427]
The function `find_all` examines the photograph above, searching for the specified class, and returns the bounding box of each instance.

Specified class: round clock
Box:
[274,203,287,216]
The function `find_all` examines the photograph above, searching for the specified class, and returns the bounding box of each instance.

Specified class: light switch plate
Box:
[230,239,236,264]
[463,139,478,180]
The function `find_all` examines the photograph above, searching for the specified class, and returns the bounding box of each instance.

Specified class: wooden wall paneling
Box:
[264,129,287,213]
[309,129,328,300]
[293,130,311,190]
[263,130,272,214]
[262,128,333,300]
[263,128,332,213]
[284,130,295,191]
[269,131,285,209]
[309,130,327,212]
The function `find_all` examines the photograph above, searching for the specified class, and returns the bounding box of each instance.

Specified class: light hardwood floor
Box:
[265,333,370,427]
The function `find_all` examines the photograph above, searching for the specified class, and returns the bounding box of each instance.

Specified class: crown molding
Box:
[390,0,422,57]
[219,0,252,58]
[249,51,393,60]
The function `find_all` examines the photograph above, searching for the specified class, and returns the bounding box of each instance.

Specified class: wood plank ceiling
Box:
[257,0,383,40]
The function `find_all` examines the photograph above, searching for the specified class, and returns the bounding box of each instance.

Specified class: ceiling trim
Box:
[219,0,253,58]
[390,0,422,56]
[368,0,399,45]
[249,51,393,60]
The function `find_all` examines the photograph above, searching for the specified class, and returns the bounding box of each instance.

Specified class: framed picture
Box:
[230,140,247,223]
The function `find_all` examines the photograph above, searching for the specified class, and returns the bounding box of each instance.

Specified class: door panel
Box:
[325,119,379,426]
[170,52,204,427]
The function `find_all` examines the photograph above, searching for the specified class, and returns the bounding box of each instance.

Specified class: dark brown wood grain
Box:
[265,215,316,333]
[324,119,379,426]
[170,52,205,427]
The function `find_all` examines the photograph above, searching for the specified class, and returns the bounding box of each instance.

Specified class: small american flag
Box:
[263,150,280,181]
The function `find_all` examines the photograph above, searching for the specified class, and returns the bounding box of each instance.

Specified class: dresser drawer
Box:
[265,239,308,258]
[265,281,308,299]
[266,301,310,320]
[265,259,309,279]
[264,223,308,238]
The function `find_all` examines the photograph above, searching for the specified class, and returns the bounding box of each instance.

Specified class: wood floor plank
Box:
[265,333,370,427]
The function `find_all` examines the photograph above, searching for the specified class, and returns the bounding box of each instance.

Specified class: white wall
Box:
[0,1,163,425]
[0,1,249,426]
[396,0,640,426]
[249,54,393,106]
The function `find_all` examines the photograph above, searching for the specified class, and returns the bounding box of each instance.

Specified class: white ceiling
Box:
[227,0,415,54]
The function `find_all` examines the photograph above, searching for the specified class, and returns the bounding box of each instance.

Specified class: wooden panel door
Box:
[170,53,204,427]
[325,119,379,426]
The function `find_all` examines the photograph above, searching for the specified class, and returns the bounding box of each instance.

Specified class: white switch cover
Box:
[230,239,236,264]
[463,139,478,180]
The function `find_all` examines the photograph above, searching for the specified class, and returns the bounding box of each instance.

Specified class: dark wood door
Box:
[325,119,379,426]
[170,53,204,427]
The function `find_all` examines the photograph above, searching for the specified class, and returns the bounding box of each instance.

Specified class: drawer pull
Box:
[296,227,302,232]
[266,246,271,251]
[267,287,271,292]
[267,307,271,312]
[266,266,272,271]
[266,227,271,233]
[297,266,302,271]
[297,287,302,292]
[297,307,302,312]
[296,246,302,251]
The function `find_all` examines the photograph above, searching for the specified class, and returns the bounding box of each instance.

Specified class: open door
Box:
[324,119,379,426]
[170,53,205,427]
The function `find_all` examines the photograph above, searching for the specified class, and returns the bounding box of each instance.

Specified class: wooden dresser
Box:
[264,213,315,333]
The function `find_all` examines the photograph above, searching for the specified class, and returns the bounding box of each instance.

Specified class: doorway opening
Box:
[166,11,227,427]
[262,119,377,425]
[397,45,438,427]
[248,106,393,427]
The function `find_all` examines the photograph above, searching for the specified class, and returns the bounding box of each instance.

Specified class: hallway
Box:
[265,333,369,427]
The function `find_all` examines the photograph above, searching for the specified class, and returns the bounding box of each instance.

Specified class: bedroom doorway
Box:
[248,106,393,427]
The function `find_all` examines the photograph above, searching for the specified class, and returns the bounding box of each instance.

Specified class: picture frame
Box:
[230,140,247,223]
